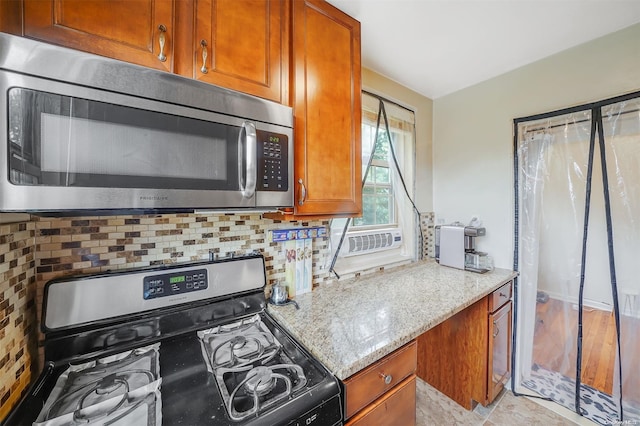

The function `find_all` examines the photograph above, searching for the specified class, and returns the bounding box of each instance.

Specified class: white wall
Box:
[433,23,640,269]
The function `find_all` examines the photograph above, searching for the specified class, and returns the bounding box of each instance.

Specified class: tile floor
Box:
[416,378,586,425]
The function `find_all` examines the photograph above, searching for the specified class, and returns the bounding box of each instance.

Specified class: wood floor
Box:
[532,298,640,403]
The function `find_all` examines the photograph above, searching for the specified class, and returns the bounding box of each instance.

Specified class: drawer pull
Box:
[499,292,508,298]
[379,373,392,385]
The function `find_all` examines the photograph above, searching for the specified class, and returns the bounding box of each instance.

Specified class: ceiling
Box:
[326,0,640,99]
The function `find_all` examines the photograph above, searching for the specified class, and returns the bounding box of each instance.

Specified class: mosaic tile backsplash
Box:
[0,222,36,421]
[34,213,330,289]
[420,211,436,259]
[0,210,434,419]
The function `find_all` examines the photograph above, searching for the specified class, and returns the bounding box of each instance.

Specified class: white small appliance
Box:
[435,224,491,273]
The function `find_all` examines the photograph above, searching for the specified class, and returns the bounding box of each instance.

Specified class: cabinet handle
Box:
[157,24,167,62]
[379,372,392,385]
[298,179,306,206]
[200,40,208,74]
[499,292,508,298]
[493,323,500,338]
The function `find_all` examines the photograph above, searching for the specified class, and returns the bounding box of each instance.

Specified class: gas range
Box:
[6,254,342,426]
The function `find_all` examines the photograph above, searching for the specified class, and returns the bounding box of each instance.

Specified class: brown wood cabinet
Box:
[0,0,22,35]
[344,341,417,426]
[193,0,289,103]
[288,0,362,218]
[20,0,288,102]
[416,281,513,410]
[23,0,176,73]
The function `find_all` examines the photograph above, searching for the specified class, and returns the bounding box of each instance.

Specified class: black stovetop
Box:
[9,307,342,426]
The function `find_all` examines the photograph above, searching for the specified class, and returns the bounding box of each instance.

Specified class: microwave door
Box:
[2,82,256,212]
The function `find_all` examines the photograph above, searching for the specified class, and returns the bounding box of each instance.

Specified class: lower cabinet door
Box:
[488,300,512,403]
[346,375,416,426]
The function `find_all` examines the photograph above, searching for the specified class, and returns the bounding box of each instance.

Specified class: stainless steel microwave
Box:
[0,33,293,214]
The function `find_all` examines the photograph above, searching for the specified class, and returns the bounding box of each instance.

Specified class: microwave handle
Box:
[238,121,257,199]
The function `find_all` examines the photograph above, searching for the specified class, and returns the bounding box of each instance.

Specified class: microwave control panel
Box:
[257,131,288,192]
[143,269,208,300]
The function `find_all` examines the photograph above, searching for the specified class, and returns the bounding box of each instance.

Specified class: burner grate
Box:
[198,315,309,422]
[35,344,162,426]
[199,315,282,370]
[222,363,308,421]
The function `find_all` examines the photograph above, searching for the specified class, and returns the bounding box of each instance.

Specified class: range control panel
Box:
[143,269,208,300]
[257,130,288,192]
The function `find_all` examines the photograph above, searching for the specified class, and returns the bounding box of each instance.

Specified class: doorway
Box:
[513,92,640,424]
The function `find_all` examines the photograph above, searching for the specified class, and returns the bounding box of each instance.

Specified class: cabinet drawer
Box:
[489,281,512,312]
[344,341,417,419]
[346,375,416,426]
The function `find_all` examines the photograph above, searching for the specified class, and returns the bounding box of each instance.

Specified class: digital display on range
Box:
[169,275,186,284]
[143,269,208,300]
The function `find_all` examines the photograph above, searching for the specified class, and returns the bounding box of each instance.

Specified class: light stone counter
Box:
[267,260,517,380]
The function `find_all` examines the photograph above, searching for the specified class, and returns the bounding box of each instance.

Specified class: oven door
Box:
[0,72,292,213]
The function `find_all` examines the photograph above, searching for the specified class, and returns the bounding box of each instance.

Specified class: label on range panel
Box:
[143,269,208,300]
[289,395,342,426]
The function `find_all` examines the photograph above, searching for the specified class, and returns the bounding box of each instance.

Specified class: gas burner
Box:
[223,364,308,421]
[93,373,129,395]
[243,366,277,396]
[62,370,156,423]
[74,374,129,421]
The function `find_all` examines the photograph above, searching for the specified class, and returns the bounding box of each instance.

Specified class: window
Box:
[330,92,417,274]
[357,92,415,229]
[355,123,395,227]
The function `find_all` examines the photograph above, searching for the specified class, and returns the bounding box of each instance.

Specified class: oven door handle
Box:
[238,121,257,199]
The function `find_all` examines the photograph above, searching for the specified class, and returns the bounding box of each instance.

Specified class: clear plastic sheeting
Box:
[601,98,640,420]
[514,93,640,424]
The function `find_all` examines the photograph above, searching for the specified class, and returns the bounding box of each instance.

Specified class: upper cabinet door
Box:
[292,0,362,217]
[24,0,175,72]
[194,0,288,103]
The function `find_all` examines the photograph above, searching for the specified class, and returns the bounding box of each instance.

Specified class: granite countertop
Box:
[267,260,517,380]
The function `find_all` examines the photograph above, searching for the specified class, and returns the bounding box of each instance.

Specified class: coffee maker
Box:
[435,224,492,273]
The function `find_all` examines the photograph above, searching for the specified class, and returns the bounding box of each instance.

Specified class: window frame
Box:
[331,91,417,274]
